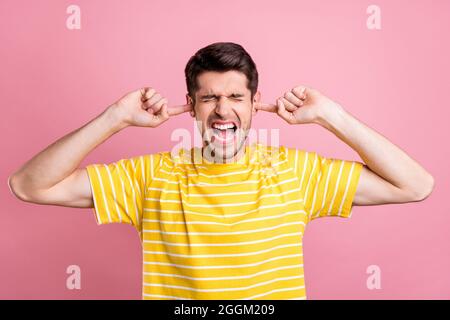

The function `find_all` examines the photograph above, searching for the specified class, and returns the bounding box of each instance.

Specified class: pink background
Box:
[1,0,449,299]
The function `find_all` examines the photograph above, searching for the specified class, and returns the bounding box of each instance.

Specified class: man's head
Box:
[184,42,260,162]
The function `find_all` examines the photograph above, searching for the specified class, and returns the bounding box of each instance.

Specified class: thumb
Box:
[159,103,169,120]
[276,98,295,124]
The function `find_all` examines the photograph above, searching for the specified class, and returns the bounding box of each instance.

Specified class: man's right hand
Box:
[8,86,194,208]
[111,87,193,128]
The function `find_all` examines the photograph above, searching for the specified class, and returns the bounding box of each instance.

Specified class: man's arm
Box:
[7,107,125,207]
[8,87,192,208]
[314,104,435,204]
[255,85,435,205]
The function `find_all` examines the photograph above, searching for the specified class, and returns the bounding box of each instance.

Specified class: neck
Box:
[201,144,246,164]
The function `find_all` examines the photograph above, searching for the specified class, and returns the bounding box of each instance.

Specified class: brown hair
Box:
[184,42,258,104]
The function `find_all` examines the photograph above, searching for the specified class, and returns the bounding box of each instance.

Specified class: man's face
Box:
[186,70,260,162]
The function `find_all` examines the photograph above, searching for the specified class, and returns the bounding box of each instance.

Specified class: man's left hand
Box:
[255,85,341,125]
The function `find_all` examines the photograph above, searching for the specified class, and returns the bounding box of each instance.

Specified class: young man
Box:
[8,42,434,300]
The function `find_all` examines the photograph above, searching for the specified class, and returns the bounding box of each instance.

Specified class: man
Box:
[8,42,434,300]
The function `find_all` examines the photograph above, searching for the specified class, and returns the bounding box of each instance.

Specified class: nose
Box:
[214,96,233,117]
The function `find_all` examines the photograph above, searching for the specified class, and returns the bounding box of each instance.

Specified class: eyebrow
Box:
[200,93,245,99]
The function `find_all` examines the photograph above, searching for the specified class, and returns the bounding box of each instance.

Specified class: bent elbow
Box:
[413,174,435,201]
[8,174,32,202]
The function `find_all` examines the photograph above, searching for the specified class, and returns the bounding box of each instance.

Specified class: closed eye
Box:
[230,94,244,101]
[200,94,245,102]
[201,96,217,102]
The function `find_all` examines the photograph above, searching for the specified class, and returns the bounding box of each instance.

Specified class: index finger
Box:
[254,102,277,113]
[168,104,193,116]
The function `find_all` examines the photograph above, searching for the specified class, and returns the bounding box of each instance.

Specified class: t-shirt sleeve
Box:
[85,154,157,230]
[289,148,363,222]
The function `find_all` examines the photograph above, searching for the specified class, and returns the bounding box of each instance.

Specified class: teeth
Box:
[212,123,235,130]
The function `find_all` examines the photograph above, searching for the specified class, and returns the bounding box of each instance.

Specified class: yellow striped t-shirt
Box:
[86,143,363,300]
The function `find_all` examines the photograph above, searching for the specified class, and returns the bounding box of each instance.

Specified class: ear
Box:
[186,94,195,117]
[252,91,261,116]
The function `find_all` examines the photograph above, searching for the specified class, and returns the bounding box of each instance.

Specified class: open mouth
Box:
[209,121,238,144]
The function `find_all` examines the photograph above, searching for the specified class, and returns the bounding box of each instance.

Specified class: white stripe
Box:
[144,243,300,258]
[143,209,305,227]
[145,187,302,205]
[270,158,289,167]
[143,221,305,236]
[304,153,318,205]
[164,151,288,170]
[93,166,112,223]
[114,163,129,223]
[143,265,303,281]
[159,169,246,178]
[144,253,302,269]
[140,156,145,187]
[158,166,292,179]
[150,154,154,179]
[316,159,334,219]
[338,162,356,217]
[119,161,140,227]
[241,285,306,300]
[143,231,303,247]
[104,165,122,223]
[145,198,180,203]
[161,158,288,175]
[130,158,142,198]
[158,168,261,179]
[310,169,323,220]
[159,153,164,169]
[143,275,304,293]
[299,151,309,189]
[147,177,298,196]
[294,149,298,175]
[151,199,260,208]
[310,157,327,220]
[143,198,304,218]
[326,160,345,216]
[151,167,293,187]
